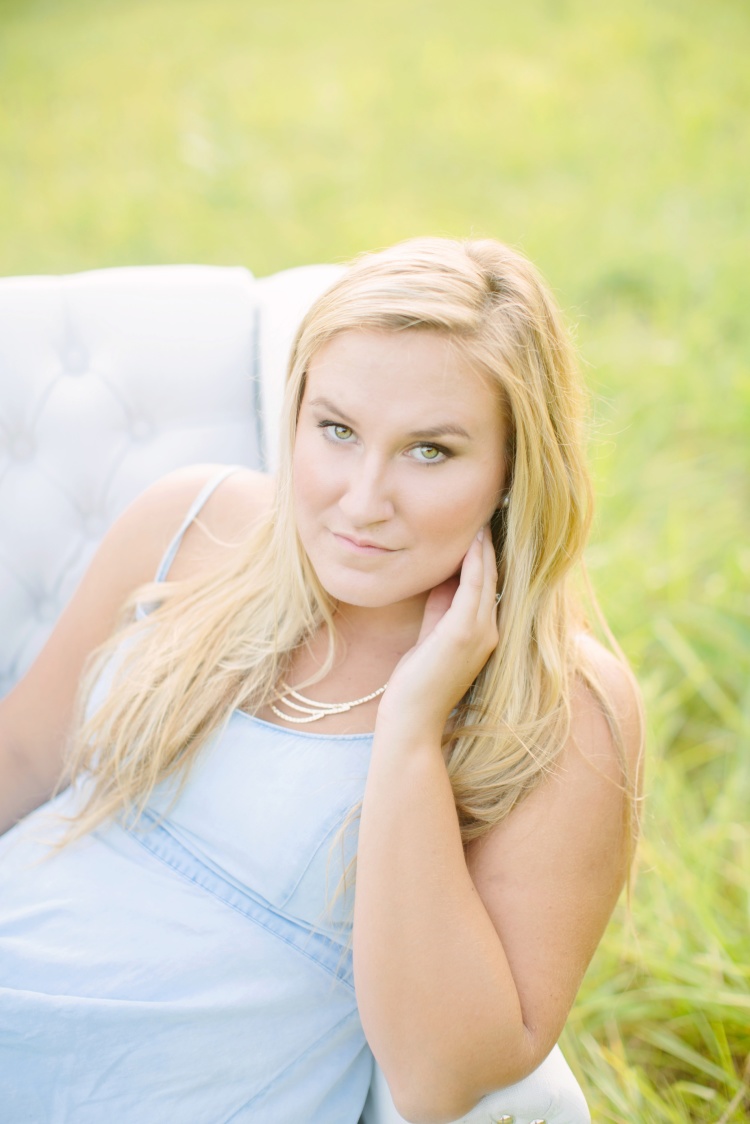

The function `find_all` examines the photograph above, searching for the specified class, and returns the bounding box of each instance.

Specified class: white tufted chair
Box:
[0,263,590,1124]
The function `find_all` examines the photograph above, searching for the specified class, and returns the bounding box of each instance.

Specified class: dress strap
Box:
[154,465,241,583]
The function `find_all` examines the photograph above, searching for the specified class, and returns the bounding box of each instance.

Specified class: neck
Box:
[332,593,427,653]
[287,595,425,694]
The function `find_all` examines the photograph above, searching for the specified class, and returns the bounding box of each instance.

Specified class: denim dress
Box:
[0,469,375,1123]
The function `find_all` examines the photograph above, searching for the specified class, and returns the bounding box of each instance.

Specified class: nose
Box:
[337,454,395,526]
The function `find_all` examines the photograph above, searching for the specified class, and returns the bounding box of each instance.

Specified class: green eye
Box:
[410,444,448,463]
[317,420,357,444]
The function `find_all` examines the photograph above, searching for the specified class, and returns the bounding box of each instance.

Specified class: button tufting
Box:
[130,418,153,442]
[10,434,35,461]
[82,514,107,539]
[36,598,58,622]
[63,345,88,374]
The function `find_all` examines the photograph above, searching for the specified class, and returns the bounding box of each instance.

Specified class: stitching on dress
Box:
[125,818,355,993]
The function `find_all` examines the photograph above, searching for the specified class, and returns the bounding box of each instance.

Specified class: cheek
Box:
[406,497,478,580]
[292,436,336,524]
[422,475,496,539]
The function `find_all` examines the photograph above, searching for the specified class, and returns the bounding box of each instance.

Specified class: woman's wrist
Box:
[373,697,449,754]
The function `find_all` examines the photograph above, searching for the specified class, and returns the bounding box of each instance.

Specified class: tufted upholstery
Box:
[0,262,589,1124]
[0,262,342,694]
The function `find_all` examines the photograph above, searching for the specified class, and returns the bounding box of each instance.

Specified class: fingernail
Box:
[476,527,485,543]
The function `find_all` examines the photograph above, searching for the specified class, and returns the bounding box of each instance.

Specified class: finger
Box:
[416,577,459,644]
[477,523,500,620]
[449,529,486,624]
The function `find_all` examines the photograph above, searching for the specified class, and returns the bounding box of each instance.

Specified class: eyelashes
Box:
[321,422,355,443]
[316,421,452,464]
[408,444,448,464]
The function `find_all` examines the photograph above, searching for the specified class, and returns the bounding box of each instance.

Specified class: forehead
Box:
[303,328,502,420]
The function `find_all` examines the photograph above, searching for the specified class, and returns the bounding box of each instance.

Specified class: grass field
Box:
[1,0,748,1119]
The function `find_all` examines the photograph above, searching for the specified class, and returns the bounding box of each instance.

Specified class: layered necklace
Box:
[270,680,388,724]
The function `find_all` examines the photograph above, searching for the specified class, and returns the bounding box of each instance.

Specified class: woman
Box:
[0,237,642,1123]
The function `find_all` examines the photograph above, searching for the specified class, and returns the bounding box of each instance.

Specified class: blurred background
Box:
[1,0,748,1119]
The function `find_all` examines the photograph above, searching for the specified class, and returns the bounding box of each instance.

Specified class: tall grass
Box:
[1,0,748,1118]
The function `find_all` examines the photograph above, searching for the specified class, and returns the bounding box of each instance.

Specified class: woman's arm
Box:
[352,530,641,1123]
[0,464,272,835]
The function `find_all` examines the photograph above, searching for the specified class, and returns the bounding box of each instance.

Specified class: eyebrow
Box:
[306,397,472,442]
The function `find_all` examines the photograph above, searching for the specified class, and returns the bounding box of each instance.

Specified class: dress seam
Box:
[125,821,355,994]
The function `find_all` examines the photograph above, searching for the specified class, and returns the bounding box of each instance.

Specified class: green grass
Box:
[2,0,748,1118]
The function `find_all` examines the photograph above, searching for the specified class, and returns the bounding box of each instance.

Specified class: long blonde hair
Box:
[61,237,640,863]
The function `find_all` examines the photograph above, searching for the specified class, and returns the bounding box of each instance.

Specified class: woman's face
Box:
[292,328,508,616]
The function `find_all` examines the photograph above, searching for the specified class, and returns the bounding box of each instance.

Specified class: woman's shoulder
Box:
[570,631,644,783]
[131,464,275,583]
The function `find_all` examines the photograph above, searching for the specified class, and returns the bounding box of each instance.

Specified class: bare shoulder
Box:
[154,464,274,581]
[465,635,643,889]
[570,632,644,785]
[123,463,272,546]
[0,464,274,819]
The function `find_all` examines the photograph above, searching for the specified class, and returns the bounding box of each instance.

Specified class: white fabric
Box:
[0,263,338,693]
[0,261,589,1123]
[361,1044,590,1123]
[254,263,345,471]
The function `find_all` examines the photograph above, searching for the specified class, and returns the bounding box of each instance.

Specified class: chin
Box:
[316,574,404,609]
[310,561,438,612]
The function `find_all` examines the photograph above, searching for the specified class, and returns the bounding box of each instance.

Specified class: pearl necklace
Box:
[270,681,388,724]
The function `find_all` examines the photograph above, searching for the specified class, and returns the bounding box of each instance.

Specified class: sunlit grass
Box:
[1,0,748,1118]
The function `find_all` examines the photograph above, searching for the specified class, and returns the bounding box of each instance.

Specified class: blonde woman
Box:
[0,238,641,1123]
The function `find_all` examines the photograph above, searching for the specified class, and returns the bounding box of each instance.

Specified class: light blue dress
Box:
[0,469,375,1122]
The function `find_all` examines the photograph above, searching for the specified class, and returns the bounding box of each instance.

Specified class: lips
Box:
[332,532,396,553]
